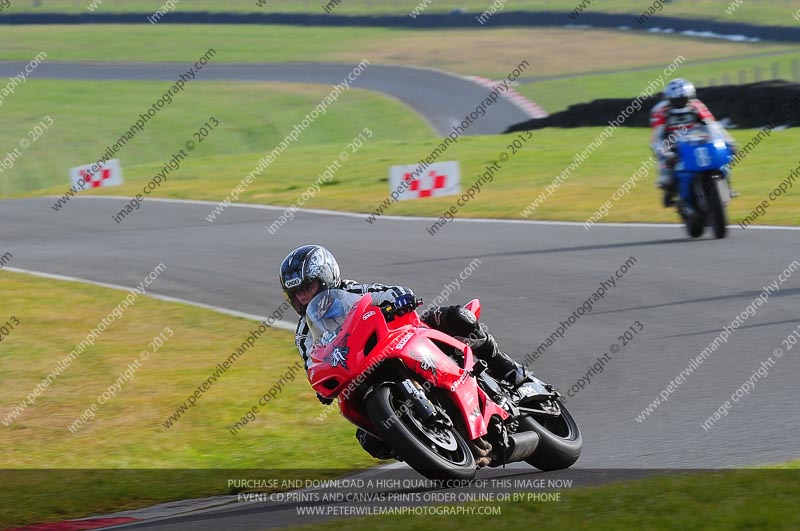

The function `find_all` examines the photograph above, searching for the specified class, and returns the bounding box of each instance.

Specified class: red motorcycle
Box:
[306,289,582,480]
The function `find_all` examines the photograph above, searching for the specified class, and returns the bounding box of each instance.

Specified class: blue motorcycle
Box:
[672,125,735,239]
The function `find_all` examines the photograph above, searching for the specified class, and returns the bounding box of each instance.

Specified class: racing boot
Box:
[469,325,533,388]
[660,182,677,208]
[657,157,677,207]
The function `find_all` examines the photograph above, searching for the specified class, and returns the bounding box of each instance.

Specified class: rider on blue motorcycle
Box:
[650,78,737,207]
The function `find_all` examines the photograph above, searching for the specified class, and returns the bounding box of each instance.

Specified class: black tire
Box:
[686,217,705,238]
[517,400,582,471]
[684,185,705,238]
[365,384,475,481]
[703,176,727,239]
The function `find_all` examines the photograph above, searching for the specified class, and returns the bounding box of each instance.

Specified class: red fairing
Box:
[306,294,507,441]
[306,294,385,394]
[464,298,481,319]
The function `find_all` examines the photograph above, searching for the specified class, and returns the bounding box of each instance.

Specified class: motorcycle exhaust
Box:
[469,437,492,468]
[504,431,540,463]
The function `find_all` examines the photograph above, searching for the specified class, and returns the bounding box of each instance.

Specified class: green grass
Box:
[287,465,800,531]
[0,23,792,116]
[3,0,800,27]
[0,270,379,528]
[39,123,800,227]
[518,49,800,113]
[0,25,391,63]
[0,25,788,80]
[0,79,434,196]
[5,80,798,227]
[0,37,800,229]
[0,23,792,117]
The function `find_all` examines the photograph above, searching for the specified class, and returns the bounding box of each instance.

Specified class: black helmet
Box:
[279,245,341,313]
[664,78,696,109]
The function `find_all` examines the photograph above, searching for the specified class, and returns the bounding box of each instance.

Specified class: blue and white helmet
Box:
[664,78,696,109]
[279,245,341,313]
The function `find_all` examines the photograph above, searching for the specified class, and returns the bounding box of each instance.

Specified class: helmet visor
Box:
[283,278,322,313]
[671,96,689,109]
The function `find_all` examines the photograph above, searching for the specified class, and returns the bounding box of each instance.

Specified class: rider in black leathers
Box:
[279,244,532,459]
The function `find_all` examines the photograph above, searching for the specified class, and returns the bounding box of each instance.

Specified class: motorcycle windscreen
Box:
[306,289,362,346]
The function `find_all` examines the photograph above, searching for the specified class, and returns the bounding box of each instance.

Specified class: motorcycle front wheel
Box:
[703,175,728,239]
[366,384,475,481]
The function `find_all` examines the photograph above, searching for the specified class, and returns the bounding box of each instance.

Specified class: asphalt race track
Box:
[2,195,799,529]
[0,61,532,136]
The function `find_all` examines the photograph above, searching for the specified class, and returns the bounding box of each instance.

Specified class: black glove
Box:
[316,392,333,405]
[371,291,420,319]
[395,294,422,315]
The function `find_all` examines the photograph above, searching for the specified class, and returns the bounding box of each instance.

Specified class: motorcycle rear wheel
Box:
[517,399,582,471]
[366,384,476,480]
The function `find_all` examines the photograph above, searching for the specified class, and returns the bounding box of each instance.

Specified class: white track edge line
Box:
[1,266,297,332]
[58,195,800,231]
